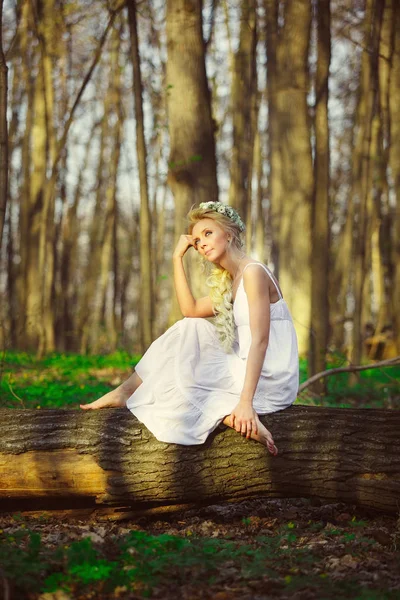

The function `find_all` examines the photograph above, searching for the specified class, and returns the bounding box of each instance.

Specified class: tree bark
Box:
[350,0,384,370]
[275,0,313,356]
[309,0,331,391]
[127,0,154,350]
[265,0,283,277]
[91,23,122,354]
[389,0,400,352]
[0,0,8,251]
[0,406,399,514]
[166,0,218,323]
[228,0,257,217]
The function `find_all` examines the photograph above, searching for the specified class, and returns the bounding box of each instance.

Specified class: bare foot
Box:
[222,414,278,456]
[251,415,278,456]
[80,371,143,410]
[80,389,126,410]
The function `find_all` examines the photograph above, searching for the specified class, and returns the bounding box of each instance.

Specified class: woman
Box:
[80,202,299,455]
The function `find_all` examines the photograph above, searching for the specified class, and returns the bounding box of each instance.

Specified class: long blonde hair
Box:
[187,206,245,353]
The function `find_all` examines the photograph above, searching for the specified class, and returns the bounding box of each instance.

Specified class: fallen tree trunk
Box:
[0,406,399,514]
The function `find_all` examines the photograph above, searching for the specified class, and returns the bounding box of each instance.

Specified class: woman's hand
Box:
[230,401,258,439]
[173,234,194,259]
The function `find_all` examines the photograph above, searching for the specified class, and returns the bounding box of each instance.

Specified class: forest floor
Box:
[1,497,400,599]
[1,351,400,598]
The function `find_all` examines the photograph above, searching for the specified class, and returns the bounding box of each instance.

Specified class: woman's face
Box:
[191,218,230,262]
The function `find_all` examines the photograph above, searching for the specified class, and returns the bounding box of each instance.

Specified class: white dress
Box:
[126,263,299,445]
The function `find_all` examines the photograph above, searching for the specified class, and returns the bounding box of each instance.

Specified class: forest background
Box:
[0,0,399,388]
[1,4,400,598]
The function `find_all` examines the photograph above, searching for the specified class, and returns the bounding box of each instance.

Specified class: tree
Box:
[271,0,314,356]
[127,0,154,350]
[0,406,399,514]
[228,0,257,221]
[265,0,284,274]
[350,0,384,368]
[91,22,123,354]
[166,0,218,322]
[0,0,8,251]
[309,0,331,390]
[389,0,400,352]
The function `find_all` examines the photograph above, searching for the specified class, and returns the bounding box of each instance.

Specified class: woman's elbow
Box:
[181,306,196,318]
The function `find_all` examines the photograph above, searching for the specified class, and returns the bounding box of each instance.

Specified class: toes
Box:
[267,441,278,456]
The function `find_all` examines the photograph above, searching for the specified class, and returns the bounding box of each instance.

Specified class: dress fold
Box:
[127,263,299,445]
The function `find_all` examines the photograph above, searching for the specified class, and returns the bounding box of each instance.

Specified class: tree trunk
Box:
[79,129,109,352]
[127,0,154,350]
[0,0,8,251]
[309,0,331,392]
[350,0,384,370]
[166,0,218,324]
[58,130,94,351]
[275,0,313,356]
[0,406,399,514]
[228,0,257,217]
[36,0,57,357]
[91,23,122,354]
[389,0,400,352]
[265,0,283,276]
[367,0,392,338]
[254,125,266,262]
[26,57,47,350]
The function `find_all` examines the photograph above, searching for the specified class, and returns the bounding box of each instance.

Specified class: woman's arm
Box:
[230,266,271,436]
[173,236,214,318]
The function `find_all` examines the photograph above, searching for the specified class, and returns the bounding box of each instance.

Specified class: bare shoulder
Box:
[242,263,270,293]
[242,262,268,281]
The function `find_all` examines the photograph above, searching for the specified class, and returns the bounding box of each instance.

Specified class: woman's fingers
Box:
[231,412,259,438]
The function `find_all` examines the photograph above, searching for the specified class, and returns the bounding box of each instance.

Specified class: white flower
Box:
[198,201,245,232]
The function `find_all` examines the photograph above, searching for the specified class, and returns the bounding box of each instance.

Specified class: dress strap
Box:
[242,262,283,299]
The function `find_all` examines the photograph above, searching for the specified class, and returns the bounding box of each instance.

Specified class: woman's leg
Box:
[80,371,143,410]
[222,414,278,456]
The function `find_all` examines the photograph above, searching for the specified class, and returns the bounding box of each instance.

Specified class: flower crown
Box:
[199,201,246,232]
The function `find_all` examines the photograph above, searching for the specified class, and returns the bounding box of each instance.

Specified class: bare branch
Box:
[299,356,400,392]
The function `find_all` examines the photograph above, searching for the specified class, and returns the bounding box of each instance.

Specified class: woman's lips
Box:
[205,249,213,256]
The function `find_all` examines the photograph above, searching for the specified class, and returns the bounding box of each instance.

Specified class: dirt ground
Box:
[1,496,400,599]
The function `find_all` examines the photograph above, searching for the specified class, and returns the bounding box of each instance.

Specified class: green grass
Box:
[297,355,400,410]
[0,350,140,409]
[1,526,394,599]
[0,350,399,410]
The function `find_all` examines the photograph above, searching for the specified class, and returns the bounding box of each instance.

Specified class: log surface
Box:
[0,406,399,513]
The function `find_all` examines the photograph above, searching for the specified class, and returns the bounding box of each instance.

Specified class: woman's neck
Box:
[218,251,247,278]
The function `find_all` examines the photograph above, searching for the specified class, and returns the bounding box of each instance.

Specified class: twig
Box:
[7,379,26,408]
[299,356,400,393]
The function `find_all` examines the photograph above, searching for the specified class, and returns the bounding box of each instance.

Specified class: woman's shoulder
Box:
[242,262,283,298]
[242,261,269,276]
[241,262,270,286]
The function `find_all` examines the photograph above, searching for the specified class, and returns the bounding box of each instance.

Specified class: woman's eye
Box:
[205,231,211,236]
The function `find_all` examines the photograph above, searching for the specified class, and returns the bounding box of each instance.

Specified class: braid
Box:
[187,205,245,353]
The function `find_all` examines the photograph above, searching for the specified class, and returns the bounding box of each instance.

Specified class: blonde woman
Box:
[81,202,299,455]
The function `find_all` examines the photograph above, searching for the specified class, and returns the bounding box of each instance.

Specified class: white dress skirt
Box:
[126,263,299,445]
